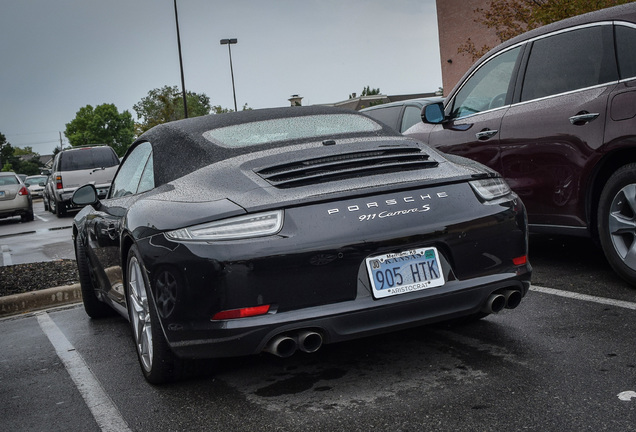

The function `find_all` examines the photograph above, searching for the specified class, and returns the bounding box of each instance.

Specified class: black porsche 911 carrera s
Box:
[72,106,531,384]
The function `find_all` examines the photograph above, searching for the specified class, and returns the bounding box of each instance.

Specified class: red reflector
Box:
[212,305,270,320]
[513,255,527,265]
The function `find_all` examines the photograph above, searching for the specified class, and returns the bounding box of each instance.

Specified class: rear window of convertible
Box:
[202,114,382,148]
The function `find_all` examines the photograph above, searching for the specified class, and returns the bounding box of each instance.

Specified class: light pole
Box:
[220,38,238,112]
[174,0,188,118]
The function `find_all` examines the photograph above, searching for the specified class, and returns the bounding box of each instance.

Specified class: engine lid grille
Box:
[255,148,438,188]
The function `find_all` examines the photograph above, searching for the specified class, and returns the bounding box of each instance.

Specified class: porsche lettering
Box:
[328,192,448,215]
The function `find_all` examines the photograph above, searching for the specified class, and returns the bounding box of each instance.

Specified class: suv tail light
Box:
[55,175,63,190]
[18,186,30,196]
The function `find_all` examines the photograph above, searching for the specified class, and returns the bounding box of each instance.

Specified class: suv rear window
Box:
[59,147,119,171]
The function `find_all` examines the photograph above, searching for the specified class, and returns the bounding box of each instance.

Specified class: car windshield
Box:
[25,176,46,186]
[60,147,119,171]
[203,113,382,148]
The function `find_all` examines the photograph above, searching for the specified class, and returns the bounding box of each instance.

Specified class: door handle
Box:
[569,112,599,125]
[475,129,498,140]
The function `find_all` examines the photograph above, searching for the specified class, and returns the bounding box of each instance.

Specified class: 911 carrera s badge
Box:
[366,247,445,298]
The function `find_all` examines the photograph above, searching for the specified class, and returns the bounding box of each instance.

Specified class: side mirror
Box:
[421,102,446,124]
[72,184,99,206]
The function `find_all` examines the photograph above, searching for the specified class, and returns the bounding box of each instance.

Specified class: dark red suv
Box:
[406,4,636,285]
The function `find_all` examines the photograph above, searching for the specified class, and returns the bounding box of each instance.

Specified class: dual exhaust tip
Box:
[481,289,522,314]
[266,291,521,357]
[264,330,323,358]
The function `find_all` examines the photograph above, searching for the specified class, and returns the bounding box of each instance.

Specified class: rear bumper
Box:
[167,275,531,359]
[0,196,32,218]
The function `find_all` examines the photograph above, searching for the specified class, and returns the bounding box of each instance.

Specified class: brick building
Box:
[435,0,498,95]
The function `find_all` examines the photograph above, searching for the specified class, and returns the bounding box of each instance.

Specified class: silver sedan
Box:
[0,172,34,222]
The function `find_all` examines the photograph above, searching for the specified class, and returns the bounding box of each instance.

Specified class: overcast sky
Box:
[1,0,442,155]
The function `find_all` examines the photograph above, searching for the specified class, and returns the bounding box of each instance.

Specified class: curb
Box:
[0,284,82,318]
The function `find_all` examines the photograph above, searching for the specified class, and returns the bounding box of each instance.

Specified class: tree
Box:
[0,133,11,172]
[361,85,381,96]
[65,104,135,156]
[133,85,212,134]
[458,0,632,60]
[211,103,252,114]
[0,136,44,175]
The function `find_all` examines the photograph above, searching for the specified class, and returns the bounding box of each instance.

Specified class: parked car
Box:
[72,106,531,383]
[406,3,636,285]
[0,172,33,222]
[361,97,443,133]
[24,175,48,198]
[45,145,119,217]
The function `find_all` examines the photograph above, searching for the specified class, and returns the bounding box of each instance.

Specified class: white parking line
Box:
[1,245,12,266]
[36,312,132,432]
[530,285,636,310]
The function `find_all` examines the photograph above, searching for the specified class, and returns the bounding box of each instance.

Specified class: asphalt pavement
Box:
[0,199,80,317]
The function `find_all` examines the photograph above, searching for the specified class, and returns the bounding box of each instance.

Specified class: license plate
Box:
[0,191,4,198]
[365,247,445,298]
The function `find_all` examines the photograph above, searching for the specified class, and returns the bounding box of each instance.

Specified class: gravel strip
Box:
[0,260,79,296]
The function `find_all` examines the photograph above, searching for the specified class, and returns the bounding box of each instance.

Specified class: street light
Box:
[174,0,188,118]
[220,38,238,112]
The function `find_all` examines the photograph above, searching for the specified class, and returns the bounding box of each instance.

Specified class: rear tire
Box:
[21,206,34,222]
[75,235,114,318]
[598,164,636,286]
[127,245,182,384]
[54,199,66,217]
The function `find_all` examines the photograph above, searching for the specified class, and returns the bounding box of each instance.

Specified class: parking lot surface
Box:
[2,200,636,431]
[2,286,636,431]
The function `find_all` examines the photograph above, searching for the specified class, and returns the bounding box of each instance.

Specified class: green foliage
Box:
[361,86,381,96]
[458,0,631,60]
[65,104,135,157]
[212,105,233,114]
[133,85,211,134]
[0,138,44,175]
[212,103,252,114]
[350,86,382,99]
[13,146,35,156]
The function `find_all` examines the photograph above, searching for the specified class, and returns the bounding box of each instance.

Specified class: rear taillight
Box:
[18,186,29,196]
[513,255,527,266]
[55,175,63,190]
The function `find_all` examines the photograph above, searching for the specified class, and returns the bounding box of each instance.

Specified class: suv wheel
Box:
[54,198,66,217]
[598,163,636,286]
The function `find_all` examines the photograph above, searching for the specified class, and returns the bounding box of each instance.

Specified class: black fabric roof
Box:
[134,106,399,187]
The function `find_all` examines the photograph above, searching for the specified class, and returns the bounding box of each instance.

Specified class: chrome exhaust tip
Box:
[264,335,297,358]
[481,293,506,314]
[296,330,323,353]
[502,290,522,309]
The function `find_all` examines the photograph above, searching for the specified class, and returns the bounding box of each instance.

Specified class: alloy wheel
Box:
[608,184,636,270]
[128,256,153,372]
